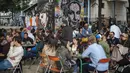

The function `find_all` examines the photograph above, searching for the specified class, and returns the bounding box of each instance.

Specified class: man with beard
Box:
[107,32,120,52]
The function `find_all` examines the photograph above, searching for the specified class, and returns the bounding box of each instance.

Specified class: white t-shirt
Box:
[73,30,79,37]
[28,32,35,41]
[110,25,122,38]
[7,46,24,67]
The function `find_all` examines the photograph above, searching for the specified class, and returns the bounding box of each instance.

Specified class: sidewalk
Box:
[23,60,115,73]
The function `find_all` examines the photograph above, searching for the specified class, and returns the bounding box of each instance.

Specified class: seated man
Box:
[81,35,108,73]
[107,32,120,51]
[0,34,12,60]
[96,34,110,58]
[23,33,37,59]
[23,32,34,45]
[2,34,12,55]
[0,36,24,70]
[82,23,92,37]
[0,33,8,53]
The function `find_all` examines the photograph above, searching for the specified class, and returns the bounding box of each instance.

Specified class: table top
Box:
[22,44,35,48]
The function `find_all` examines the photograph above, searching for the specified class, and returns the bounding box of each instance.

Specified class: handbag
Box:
[111,46,123,62]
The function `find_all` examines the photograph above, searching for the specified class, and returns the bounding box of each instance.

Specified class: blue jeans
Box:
[0,59,4,62]
[83,64,106,73]
[73,64,78,73]
[0,59,12,70]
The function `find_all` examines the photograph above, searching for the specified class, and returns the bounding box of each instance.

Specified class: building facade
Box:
[91,0,129,23]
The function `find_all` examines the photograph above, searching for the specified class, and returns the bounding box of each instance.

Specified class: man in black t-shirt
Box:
[23,33,33,45]
[107,32,120,51]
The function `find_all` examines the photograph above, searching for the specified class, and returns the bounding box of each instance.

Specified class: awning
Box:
[23,3,37,12]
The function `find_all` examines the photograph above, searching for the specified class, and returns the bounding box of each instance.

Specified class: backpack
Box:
[115,64,130,73]
[56,45,76,69]
[64,59,76,69]
[111,44,128,62]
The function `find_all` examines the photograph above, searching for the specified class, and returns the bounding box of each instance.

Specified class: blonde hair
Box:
[122,33,128,40]
[88,35,97,44]
[124,34,128,40]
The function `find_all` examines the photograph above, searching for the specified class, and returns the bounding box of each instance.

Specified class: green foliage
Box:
[56,0,60,3]
[0,0,29,12]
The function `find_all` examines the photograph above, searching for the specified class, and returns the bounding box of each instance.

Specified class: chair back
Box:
[98,58,110,63]
[48,55,65,73]
[40,53,47,57]
[39,52,49,62]
[8,60,23,73]
[48,56,60,61]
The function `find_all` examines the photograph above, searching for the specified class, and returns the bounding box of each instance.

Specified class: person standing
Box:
[108,17,112,28]
[110,24,121,39]
[61,24,73,44]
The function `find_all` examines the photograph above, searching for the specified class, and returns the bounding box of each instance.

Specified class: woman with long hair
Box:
[42,38,58,66]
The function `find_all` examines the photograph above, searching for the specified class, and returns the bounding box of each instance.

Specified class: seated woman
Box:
[42,38,57,66]
[56,40,76,70]
[67,37,79,59]
[120,33,130,49]
[0,36,24,70]
[67,37,79,73]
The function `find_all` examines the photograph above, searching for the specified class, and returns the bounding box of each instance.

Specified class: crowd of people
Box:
[0,22,130,73]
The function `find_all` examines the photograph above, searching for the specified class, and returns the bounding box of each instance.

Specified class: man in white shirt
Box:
[110,24,121,39]
[0,36,24,70]
[81,36,109,73]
